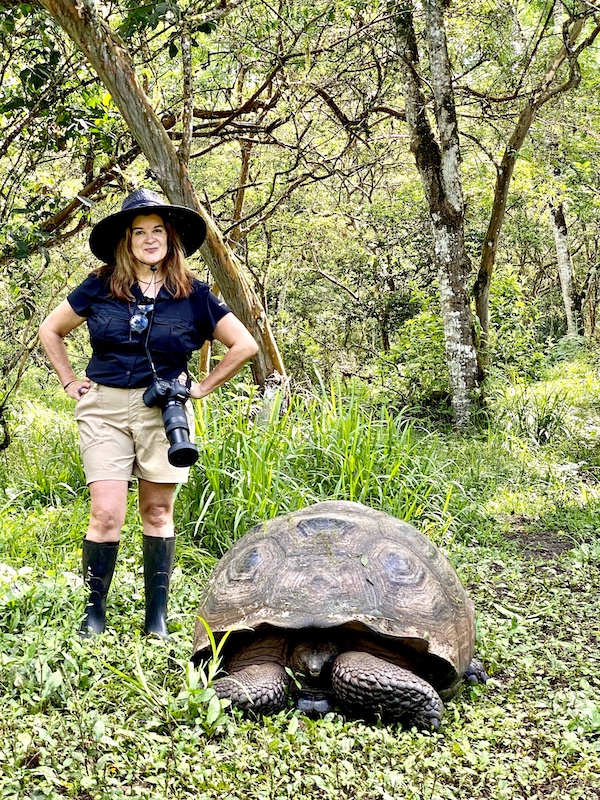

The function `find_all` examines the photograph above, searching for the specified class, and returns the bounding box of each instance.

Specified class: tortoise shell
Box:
[192,501,475,690]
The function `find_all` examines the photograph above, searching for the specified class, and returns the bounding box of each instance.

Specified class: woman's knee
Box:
[88,503,126,538]
[140,498,173,529]
[138,482,175,530]
[88,482,128,538]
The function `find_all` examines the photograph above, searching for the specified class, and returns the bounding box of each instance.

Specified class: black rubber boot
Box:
[80,539,119,638]
[143,535,175,639]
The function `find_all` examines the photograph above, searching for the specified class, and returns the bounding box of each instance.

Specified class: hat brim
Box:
[89,204,207,263]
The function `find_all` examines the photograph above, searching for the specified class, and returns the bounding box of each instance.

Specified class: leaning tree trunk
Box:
[549,201,579,336]
[38,0,285,387]
[395,0,480,428]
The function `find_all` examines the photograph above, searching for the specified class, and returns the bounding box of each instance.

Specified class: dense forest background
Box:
[2,0,600,427]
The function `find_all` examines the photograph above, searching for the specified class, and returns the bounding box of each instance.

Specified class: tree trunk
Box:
[395,0,480,427]
[549,201,579,336]
[473,4,598,353]
[38,0,285,387]
[582,264,600,341]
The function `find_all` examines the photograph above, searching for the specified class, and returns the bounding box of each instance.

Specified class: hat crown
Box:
[121,188,165,213]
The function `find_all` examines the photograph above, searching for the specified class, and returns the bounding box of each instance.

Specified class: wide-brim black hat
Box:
[89,188,207,263]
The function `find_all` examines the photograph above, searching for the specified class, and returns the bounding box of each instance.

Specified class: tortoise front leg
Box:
[214,663,290,715]
[465,657,488,685]
[331,651,444,731]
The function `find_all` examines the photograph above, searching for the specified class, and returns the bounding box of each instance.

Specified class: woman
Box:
[39,188,258,638]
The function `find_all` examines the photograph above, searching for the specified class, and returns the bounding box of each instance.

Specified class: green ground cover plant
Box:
[0,353,599,800]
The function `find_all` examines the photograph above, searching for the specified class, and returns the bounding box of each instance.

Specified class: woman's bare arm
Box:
[39,300,91,398]
[189,313,259,400]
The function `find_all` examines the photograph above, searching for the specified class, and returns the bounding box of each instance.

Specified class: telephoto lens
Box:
[162,399,198,466]
[143,378,198,467]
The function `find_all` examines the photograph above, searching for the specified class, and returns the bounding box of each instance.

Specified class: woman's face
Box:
[130,213,168,269]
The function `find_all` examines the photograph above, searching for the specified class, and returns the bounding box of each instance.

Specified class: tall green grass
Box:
[3,362,600,570]
[177,382,453,556]
[0,381,454,567]
[0,398,86,506]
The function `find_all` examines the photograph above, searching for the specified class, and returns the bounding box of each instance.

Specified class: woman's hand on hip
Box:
[189,381,208,400]
[65,378,92,400]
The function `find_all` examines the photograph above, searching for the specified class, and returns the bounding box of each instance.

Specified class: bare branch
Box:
[301,266,361,302]
[178,22,194,165]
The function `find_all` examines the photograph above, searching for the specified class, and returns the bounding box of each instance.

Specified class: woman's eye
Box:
[133,227,164,236]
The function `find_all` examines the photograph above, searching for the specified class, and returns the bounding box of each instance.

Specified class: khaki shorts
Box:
[74,382,195,484]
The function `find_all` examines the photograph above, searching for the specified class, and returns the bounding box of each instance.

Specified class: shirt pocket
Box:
[88,311,132,354]
[149,319,197,358]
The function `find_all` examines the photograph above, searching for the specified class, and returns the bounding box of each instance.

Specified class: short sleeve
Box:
[67,274,105,317]
[192,282,232,341]
[206,290,232,334]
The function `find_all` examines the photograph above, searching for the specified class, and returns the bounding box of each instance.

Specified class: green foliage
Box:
[3,0,600,413]
[487,273,548,381]
[0,396,86,507]
[257,187,434,383]
[177,380,451,556]
[493,386,569,444]
[374,301,451,415]
[2,354,600,797]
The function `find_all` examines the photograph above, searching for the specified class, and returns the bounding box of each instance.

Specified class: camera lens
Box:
[168,440,199,467]
[162,401,198,467]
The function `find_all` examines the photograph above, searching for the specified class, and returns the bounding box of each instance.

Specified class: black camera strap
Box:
[145,343,160,382]
[137,291,161,382]
[143,310,161,383]
[136,283,191,390]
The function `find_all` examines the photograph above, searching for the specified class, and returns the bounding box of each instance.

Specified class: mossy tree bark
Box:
[549,201,579,337]
[395,0,480,427]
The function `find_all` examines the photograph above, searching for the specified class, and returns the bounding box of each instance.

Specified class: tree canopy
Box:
[1,0,600,430]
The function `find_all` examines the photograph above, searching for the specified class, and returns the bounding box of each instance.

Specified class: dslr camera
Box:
[143,377,198,467]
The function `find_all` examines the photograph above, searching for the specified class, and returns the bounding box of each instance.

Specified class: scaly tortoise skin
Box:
[192,501,484,730]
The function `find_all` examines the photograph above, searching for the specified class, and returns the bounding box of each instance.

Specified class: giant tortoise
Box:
[192,500,485,730]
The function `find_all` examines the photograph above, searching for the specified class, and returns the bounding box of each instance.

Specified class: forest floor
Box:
[1,359,599,799]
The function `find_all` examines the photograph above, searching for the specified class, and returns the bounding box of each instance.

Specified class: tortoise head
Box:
[289,639,340,683]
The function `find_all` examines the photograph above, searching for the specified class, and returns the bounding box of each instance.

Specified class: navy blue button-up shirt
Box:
[68,273,231,388]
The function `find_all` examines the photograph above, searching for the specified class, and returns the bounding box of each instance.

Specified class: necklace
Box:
[138,276,164,288]
[136,272,164,301]
[129,300,154,334]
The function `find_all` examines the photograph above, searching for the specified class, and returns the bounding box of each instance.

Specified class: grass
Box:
[0,360,599,799]
[178,383,453,556]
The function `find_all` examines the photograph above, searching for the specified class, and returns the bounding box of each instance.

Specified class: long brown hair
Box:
[93,216,195,300]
